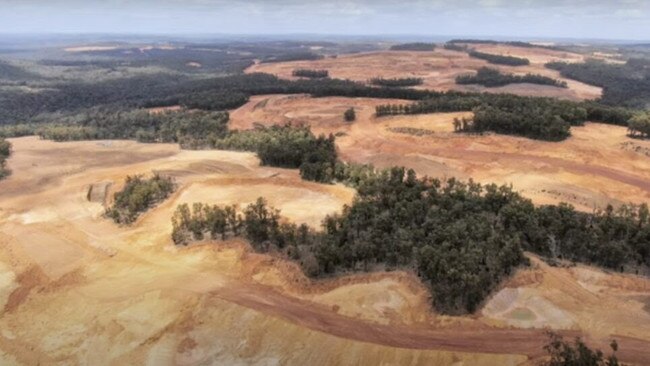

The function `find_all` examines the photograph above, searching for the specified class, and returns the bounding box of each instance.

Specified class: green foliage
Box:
[469,50,530,66]
[0,138,11,179]
[292,69,329,78]
[369,77,424,87]
[105,174,176,224]
[171,202,242,246]
[344,108,356,122]
[390,43,436,51]
[173,168,650,314]
[377,94,586,141]
[32,109,230,148]
[627,112,650,138]
[547,59,650,108]
[214,125,338,183]
[456,67,567,88]
[543,332,622,366]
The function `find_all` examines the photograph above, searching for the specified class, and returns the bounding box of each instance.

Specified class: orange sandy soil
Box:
[0,137,649,365]
[246,44,602,101]
[231,94,650,211]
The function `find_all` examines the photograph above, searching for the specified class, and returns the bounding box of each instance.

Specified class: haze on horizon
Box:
[1,0,649,41]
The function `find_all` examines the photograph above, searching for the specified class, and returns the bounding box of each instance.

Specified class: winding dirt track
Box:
[213,282,650,365]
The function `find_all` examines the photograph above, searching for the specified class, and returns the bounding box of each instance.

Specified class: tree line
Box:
[292,69,329,78]
[369,77,424,87]
[170,167,650,315]
[0,138,10,179]
[456,67,567,88]
[469,50,531,66]
[546,58,650,108]
[389,43,436,51]
[105,174,176,224]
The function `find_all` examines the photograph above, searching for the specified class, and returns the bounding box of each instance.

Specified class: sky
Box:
[1,0,650,41]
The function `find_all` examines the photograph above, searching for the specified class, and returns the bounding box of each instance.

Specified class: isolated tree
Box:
[628,112,650,138]
[344,108,356,122]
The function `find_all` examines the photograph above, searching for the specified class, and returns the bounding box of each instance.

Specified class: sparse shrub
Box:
[344,108,356,122]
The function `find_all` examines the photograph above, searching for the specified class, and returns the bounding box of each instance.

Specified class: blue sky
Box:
[1,0,649,40]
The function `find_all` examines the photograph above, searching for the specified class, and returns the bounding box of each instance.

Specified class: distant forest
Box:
[546,58,650,108]
[389,43,436,51]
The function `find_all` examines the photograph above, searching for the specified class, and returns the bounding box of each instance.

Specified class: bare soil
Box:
[1,137,649,365]
[247,45,602,101]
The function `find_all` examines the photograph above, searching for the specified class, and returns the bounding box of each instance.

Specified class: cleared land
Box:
[246,44,603,101]
[231,94,650,211]
[0,136,649,365]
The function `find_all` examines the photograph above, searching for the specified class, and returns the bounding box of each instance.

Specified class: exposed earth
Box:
[1,43,650,365]
[1,136,649,365]
[246,44,603,101]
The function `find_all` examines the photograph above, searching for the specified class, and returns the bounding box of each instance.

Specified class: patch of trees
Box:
[375,93,634,141]
[32,109,231,149]
[344,108,356,122]
[0,138,11,179]
[546,59,650,108]
[628,112,650,138]
[292,69,329,78]
[456,67,567,88]
[369,77,424,87]
[543,332,622,366]
[260,52,324,63]
[172,168,650,314]
[213,125,338,183]
[469,51,530,66]
[105,174,176,224]
[389,43,436,51]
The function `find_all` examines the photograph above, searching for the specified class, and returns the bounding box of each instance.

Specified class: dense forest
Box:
[292,69,329,78]
[546,58,650,108]
[456,67,567,88]
[171,168,650,314]
[389,43,436,51]
[369,77,424,87]
[105,174,176,224]
[468,50,531,66]
[0,138,10,179]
